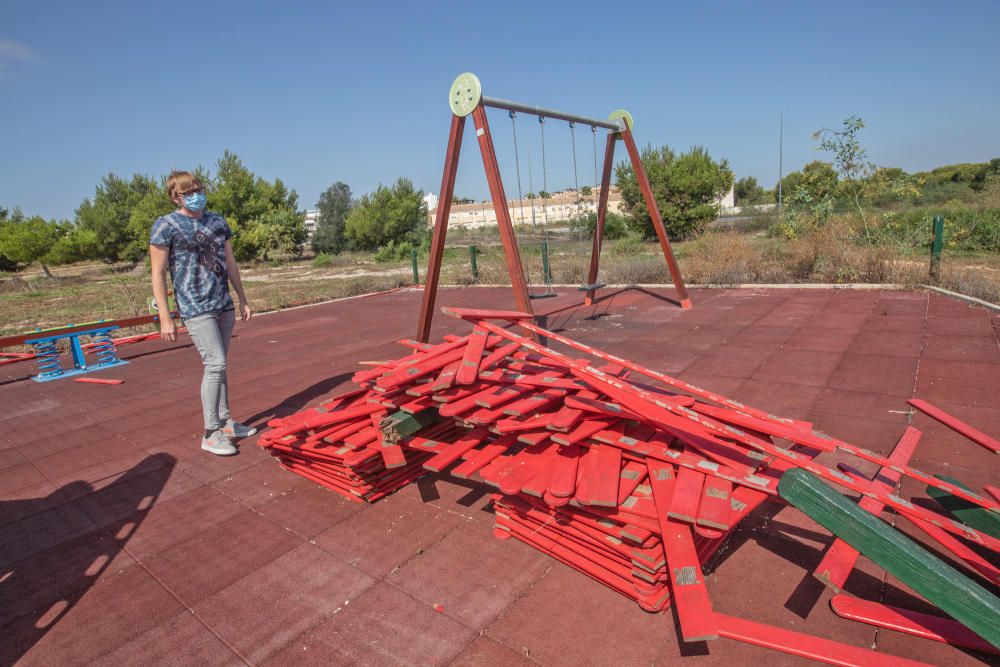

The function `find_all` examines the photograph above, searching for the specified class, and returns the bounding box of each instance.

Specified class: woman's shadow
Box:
[0,454,175,664]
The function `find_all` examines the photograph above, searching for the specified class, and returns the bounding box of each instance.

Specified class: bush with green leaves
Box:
[313,181,352,254]
[373,239,417,263]
[566,211,628,240]
[615,144,733,241]
[344,178,427,250]
[875,208,1000,253]
[312,253,333,268]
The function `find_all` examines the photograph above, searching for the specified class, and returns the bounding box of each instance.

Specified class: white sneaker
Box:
[202,429,239,456]
[222,420,258,439]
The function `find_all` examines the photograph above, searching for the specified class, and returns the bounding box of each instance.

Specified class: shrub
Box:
[312,253,333,268]
[374,239,416,263]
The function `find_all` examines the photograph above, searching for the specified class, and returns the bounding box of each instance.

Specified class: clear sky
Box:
[2,1,998,221]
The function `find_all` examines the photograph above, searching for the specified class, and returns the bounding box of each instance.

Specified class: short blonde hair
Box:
[166,171,202,200]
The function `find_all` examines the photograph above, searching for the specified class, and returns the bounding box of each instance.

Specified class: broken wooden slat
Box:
[696,477,733,531]
[908,398,1000,454]
[779,467,1000,649]
[714,612,929,667]
[422,426,491,473]
[830,594,999,657]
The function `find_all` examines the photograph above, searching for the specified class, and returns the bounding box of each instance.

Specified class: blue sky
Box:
[2,1,998,221]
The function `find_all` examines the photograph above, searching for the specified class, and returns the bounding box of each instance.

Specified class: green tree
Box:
[734,176,765,205]
[814,116,875,229]
[76,173,169,263]
[313,181,352,254]
[210,151,303,261]
[344,178,427,250]
[580,185,593,197]
[776,161,838,204]
[0,214,63,276]
[615,145,733,240]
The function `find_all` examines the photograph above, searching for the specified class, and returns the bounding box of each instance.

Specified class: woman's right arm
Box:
[150,244,177,342]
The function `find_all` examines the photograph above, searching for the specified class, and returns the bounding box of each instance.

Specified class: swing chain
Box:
[569,121,581,241]
[509,111,526,227]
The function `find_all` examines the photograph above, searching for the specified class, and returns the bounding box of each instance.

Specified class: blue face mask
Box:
[183,191,207,212]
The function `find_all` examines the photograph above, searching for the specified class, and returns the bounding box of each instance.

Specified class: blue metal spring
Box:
[33,340,63,377]
[90,332,120,366]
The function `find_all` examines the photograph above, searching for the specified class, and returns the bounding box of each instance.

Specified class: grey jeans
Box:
[185,309,236,431]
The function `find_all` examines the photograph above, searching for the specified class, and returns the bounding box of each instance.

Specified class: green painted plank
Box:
[778,468,1000,649]
[381,407,440,444]
[927,474,1000,540]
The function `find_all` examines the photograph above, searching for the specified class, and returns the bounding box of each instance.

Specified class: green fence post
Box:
[541,239,553,285]
[469,245,479,282]
[930,215,944,281]
[411,248,419,284]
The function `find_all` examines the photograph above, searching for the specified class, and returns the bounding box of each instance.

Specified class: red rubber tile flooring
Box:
[1,286,997,666]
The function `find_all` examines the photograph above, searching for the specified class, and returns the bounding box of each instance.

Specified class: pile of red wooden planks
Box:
[260,306,999,664]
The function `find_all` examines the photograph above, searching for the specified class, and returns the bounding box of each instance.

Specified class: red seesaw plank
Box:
[647,460,718,642]
[814,426,921,592]
[422,426,491,473]
[714,612,930,667]
[830,594,999,657]
[908,398,1000,454]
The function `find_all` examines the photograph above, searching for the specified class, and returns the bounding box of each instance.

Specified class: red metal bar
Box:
[618,126,691,309]
[714,613,929,667]
[416,113,466,342]
[470,104,534,319]
[908,398,1000,454]
[814,426,920,591]
[584,132,618,306]
[830,594,998,657]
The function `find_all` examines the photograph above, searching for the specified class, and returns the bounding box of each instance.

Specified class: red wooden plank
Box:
[550,417,617,446]
[440,306,533,321]
[696,477,733,531]
[815,426,920,592]
[563,394,644,421]
[477,341,520,372]
[451,435,516,479]
[474,384,531,409]
[669,467,705,524]
[647,461,717,641]
[691,402,835,452]
[455,326,489,385]
[473,316,998,514]
[502,388,566,417]
[422,426,491,473]
[830,594,999,656]
[549,444,583,498]
[587,444,623,508]
[74,377,124,385]
[380,443,408,469]
[908,398,1000,454]
[714,612,929,667]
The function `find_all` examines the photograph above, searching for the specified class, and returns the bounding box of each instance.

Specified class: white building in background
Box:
[303,210,319,239]
[423,192,438,213]
[427,188,624,229]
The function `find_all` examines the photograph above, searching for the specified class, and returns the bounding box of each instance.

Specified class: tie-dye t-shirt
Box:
[150,211,235,319]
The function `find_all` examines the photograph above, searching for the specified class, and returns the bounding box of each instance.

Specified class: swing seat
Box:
[529,291,558,300]
[578,282,606,292]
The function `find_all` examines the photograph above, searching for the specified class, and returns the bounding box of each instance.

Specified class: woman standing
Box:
[150,170,256,456]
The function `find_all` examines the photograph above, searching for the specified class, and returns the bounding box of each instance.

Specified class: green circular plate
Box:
[608,109,634,132]
[449,72,482,117]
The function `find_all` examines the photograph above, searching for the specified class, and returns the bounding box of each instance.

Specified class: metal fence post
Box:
[411,248,420,284]
[930,215,943,280]
[469,245,479,282]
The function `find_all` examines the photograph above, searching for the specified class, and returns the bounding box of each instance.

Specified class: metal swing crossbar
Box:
[416,72,692,343]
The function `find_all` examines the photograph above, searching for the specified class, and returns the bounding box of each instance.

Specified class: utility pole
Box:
[777,113,784,218]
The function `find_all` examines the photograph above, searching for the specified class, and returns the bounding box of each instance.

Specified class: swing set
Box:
[417,72,692,342]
